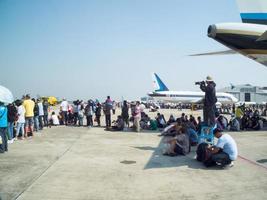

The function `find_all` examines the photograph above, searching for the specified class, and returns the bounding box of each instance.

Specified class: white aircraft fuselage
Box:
[148,90,238,104]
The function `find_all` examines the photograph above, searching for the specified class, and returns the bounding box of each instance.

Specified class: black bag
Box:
[196,143,209,162]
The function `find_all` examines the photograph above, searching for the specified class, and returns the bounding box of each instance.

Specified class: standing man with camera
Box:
[197,76,217,127]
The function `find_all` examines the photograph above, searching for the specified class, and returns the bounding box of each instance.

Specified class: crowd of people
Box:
[0,95,147,154]
[233,103,266,131]
[0,92,266,171]
[0,94,52,153]
[1,94,266,152]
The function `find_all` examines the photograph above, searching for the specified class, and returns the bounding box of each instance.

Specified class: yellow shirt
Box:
[235,108,243,118]
[23,99,35,117]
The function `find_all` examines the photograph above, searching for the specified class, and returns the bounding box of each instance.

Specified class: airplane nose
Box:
[207,24,217,38]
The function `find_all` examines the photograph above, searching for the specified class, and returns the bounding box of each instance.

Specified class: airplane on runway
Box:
[148,73,238,104]
[193,0,267,67]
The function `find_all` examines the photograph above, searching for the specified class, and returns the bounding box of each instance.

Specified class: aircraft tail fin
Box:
[236,0,267,25]
[152,73,169,92]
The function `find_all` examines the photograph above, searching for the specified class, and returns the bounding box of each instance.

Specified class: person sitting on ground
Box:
[149,118,158,131]
[186,126,198,146]
[140,114,151,130]
[159,118,182,137]
[51,112,60,126]
[109,115,124,131]
[156,113,166,128]
[205,128,238,168]
[241,113,250,130]
[250,112,262,130]
[216,115,228,130]
[189,115,198,128]
[228,114,240,131]
[163,125,190,156]
[167,114,176,126]
[196,116,204,133]
[67,110,74,125]
[184,115,189,123]
[181,113,186,122]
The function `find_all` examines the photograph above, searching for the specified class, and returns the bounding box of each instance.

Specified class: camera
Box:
[195,81,204,85]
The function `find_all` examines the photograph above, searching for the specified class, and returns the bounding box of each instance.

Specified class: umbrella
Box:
[0,85,14,104]
[48,96,57,105]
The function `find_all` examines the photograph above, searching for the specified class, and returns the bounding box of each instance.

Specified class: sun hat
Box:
[206,76,213,82]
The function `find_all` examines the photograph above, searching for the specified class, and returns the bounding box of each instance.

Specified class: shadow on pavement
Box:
[134,138,221,170]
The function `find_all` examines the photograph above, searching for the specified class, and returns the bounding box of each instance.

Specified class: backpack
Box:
[196,143,209,162]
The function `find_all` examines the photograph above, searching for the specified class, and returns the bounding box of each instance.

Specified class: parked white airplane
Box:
[207,0,267,67]
[148,73,238,104]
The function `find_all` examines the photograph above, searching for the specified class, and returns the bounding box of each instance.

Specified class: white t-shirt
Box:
[38,102,44,116]
[60,101,69,112]
[216,134,238,160]
[17,105,26,123]
[51,114,60,125]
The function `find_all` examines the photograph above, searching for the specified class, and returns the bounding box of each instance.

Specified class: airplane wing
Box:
[189,49,236,56]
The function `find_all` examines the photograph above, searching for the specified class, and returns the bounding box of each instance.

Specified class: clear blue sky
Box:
[1,0,267,101]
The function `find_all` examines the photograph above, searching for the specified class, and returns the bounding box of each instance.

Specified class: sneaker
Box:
[229,161,234,167]
[8,139,14,144]
[221,162,234,169]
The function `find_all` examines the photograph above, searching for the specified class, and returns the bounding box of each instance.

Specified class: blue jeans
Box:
[16,123,25,137]
[78,116,83,126]
[7,122,14,140]
[34,116,39,131]
[0,127,8,152]
[38,115,44,129]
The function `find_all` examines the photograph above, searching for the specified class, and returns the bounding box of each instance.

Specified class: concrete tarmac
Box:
[0,121,267,200]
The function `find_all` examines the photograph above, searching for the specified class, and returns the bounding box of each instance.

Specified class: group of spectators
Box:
[56,97,142,132]
[232,104,266,131]
[1,92,266,157]
[0,94,51,153]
